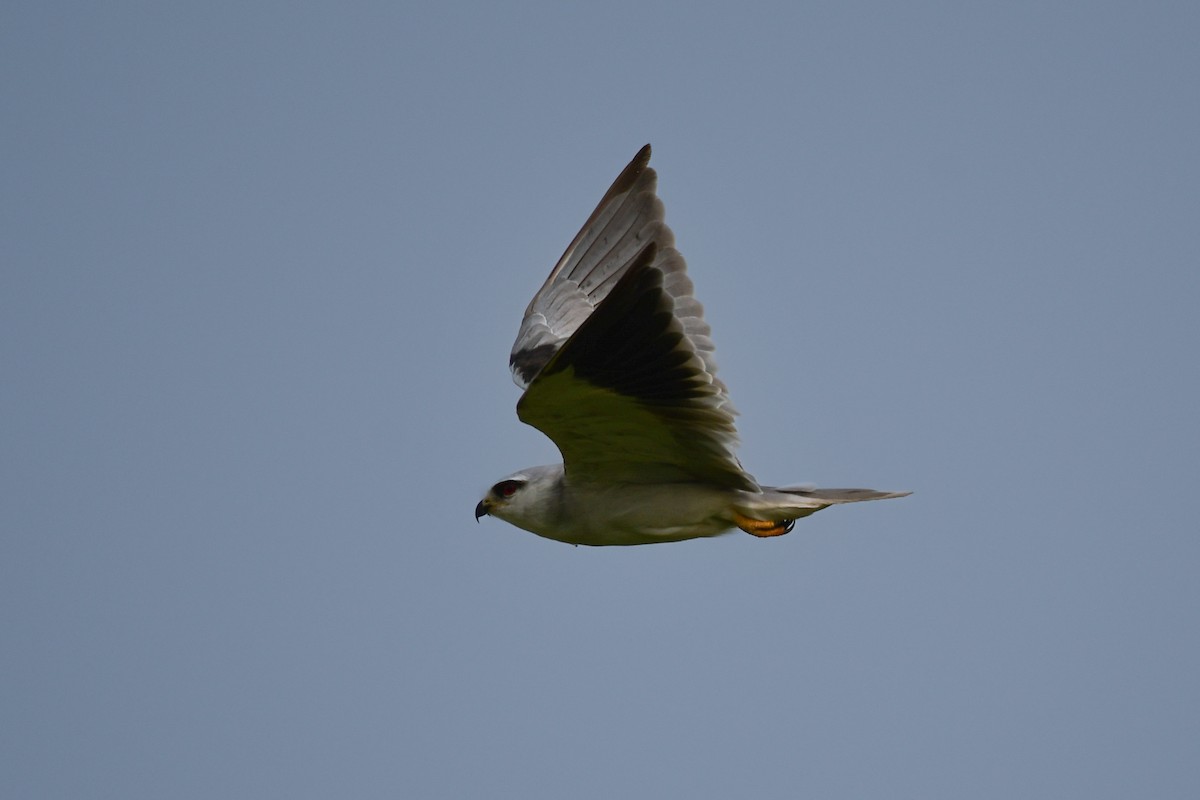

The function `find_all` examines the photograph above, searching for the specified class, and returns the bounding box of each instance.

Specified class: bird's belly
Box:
[548,483,734,546]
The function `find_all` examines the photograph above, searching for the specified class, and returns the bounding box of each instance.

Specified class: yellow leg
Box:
[733,512,796,538]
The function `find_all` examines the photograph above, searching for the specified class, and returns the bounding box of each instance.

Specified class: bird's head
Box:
[474,465,563,532]
[474,476,526,521]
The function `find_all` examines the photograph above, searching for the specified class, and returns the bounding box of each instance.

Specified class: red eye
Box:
[494,480,522,498]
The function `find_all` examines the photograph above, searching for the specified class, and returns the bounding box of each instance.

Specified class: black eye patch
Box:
[493,480,523,498]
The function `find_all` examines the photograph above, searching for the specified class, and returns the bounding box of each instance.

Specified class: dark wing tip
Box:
[597,144,653,206]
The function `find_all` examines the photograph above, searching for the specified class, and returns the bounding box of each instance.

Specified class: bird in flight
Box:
[475,145,909,545]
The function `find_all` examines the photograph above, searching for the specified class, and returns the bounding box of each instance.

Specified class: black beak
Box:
[474,500,489,522]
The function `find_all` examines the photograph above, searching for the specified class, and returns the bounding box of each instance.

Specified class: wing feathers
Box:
[518,243,751,489]
[509,145,749,488]
[510,146,663,388]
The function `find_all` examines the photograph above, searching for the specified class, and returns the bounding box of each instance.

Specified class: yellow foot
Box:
[733,512,796,538]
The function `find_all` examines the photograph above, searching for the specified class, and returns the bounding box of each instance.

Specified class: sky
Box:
[3,2,1198,797]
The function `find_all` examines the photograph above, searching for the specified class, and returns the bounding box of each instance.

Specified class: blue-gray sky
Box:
[3,2,1198,797]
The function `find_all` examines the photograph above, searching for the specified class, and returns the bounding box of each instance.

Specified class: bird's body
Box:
[476,145,908,545]
[487,464,736,546]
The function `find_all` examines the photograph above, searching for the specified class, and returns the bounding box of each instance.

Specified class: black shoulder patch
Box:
[540,243,706,404]
[509,343,558,386]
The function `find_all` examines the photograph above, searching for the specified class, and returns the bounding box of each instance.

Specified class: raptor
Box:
[476,145,908,545]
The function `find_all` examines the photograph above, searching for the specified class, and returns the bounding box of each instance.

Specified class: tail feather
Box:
[733,485,911,527]
[778,486,912,504]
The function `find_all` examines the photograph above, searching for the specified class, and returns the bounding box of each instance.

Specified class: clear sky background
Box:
[3,2,1198,798]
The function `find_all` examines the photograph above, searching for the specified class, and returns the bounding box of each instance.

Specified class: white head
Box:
[475,464,565,535]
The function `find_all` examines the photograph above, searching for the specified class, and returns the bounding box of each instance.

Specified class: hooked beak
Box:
[474,499,490,522]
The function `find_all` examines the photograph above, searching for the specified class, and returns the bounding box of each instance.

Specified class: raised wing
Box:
[510,144,663,388]
[515,161,754,489]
